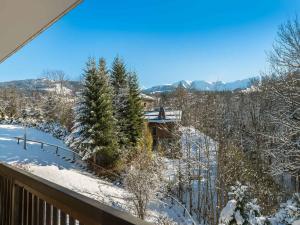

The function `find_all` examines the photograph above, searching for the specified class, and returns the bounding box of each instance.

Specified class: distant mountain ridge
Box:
[0,78,81,95]
[143,77,255,93]
[0,77,255,95]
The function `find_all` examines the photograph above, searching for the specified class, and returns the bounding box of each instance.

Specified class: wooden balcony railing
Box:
[0,163,151,225]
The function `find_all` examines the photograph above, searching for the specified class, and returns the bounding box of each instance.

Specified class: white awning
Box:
[0,0,81,63]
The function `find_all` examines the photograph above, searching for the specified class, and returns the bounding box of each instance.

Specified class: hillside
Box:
[0,78,81,95]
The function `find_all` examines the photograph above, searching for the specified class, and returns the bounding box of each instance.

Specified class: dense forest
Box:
[154,17,300,224]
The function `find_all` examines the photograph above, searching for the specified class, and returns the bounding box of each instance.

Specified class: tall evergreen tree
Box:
[127,72,144,146]
[43,94,58,122]
[71,58,97,159]
[110,57,130,148]
[93,58,119,166]
[70,58,119,167]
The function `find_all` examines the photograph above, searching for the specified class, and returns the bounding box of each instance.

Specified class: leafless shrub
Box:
[124,151,164,220]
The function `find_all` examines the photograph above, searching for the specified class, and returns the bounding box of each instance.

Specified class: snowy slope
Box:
[163,127,218,224]
[164,127,217,180]
[0,124,194,225]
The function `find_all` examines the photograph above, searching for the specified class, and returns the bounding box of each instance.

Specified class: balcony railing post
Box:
[11,182,21,225]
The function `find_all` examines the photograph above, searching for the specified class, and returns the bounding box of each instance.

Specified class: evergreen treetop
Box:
[127,72,144,146]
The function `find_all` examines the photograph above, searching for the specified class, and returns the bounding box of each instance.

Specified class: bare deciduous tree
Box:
[269,17,300,74]
[124,151,163,220]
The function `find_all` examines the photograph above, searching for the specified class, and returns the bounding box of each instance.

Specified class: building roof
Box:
[0,0,81,62]
[144,107,182,123]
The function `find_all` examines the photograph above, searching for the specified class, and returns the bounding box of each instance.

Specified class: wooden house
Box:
[144,107,182,149]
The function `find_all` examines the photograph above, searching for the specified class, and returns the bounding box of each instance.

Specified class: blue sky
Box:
[0,0,299,87]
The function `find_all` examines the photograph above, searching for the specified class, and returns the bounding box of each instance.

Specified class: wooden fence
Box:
[0,163,151,225]
[14,136,120,179]
[15,136,79,162]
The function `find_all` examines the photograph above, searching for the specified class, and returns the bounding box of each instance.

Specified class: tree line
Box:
[0,78,75,131]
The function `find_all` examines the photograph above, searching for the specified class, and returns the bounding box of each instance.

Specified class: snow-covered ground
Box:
[42,82,73,95]
[0,124,194,225]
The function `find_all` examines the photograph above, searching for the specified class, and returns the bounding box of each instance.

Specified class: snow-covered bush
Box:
[268,193,300,225]
[0,118,69,140]
[155,216,178,225]
[35,121,69,140]
[11,163,32,172]
[219,182,266,225]
[219,183,300,225]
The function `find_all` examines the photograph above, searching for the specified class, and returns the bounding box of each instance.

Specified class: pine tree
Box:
[93,58,119,166]
[70,58,119,167]
[71,58,97,158]
[127,72,144,147]
[219,182,266,225]
[43,94,58,122]
[110,57,130,149]
[269,193,300,225]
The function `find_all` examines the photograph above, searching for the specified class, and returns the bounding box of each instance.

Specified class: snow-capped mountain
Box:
[0,77,255,95]
[143,77,255,93]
